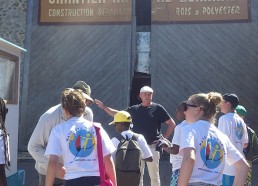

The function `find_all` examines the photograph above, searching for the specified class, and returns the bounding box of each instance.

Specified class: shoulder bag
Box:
[94,123,114,186]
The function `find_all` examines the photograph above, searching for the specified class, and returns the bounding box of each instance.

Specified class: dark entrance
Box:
[130,73,151,106]
[130,0,151,106]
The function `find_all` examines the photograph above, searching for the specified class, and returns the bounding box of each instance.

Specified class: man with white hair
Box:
[95,86,176,186]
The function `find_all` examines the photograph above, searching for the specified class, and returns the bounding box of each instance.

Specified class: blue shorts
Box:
[222,174,234,186]
[170,169,180,186]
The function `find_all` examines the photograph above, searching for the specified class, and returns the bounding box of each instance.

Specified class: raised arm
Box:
[95,99,118,117]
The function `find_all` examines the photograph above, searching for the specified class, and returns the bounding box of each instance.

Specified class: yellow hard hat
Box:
[109,111,132,125]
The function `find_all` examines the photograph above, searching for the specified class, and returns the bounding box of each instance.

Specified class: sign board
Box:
[152,0,250,23]
[39,0,132,24]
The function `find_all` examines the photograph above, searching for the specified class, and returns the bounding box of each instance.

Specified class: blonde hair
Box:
[188,92,223,123]
[61,89,86,117]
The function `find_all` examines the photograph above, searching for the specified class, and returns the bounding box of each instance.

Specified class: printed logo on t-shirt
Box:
[200,135,224,169]
[235,121,244,140]
[67,128,96,159]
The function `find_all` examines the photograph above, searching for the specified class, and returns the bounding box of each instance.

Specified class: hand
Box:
[56,163,65,179]
[152,140,159,145]
[86,99,94,106]
[156,138,171,148]
[160,144,170,149]
[95,99,105,109]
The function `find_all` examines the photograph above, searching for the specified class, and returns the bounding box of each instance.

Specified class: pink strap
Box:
[94,123,105,183]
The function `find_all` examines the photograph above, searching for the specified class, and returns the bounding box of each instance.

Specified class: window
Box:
[0,50,19,104]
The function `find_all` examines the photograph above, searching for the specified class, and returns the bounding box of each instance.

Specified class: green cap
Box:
[235,105,247,117]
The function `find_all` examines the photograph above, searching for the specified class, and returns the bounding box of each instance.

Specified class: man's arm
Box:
[95,99,118,117]
[103,154,117,186]
[163,144,179,155]
[27,115,51,171]
[142,157,153,162]
[163,118,176,139]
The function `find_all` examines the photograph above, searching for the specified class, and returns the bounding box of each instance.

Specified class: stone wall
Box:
[0,0,27,47]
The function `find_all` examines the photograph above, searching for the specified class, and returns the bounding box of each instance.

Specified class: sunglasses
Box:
[184,103,199,111]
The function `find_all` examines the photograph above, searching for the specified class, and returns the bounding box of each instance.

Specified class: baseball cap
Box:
[65,88,93,103]
[235,105,247,117]
[222,93,239,108]
[73,81,94,103]
[109,111,132,125]
[140,86,153,93]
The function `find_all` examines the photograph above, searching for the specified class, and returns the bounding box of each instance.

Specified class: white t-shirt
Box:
[179,120,244,185]
[45,117,115,180]
[28,104,94,175]
[111,130,152,160]
[170,120,187,171]
[218,113,248,176]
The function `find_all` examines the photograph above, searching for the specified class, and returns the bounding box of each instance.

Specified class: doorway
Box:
[130,73,151,105]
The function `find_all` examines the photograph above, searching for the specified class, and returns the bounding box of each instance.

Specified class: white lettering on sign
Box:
[202,6,240,15]
[49,0,105,4]
[49,8,94,16]
[179,0,236,2]
[98,7,131,16]
[176,7,192,15]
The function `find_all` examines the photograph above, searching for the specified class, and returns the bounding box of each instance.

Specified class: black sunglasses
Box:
[184,103,199,111]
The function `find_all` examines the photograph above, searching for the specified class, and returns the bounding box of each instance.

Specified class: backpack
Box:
[244,126,258,162]
[115,133,142,186]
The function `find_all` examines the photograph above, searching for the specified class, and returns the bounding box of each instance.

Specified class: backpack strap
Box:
[116,134,126,142]
[116,132,139,142]
[131,133,139,141]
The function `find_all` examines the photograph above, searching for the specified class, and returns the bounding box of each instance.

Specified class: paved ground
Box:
[17,152,258,186]
[17,152,172,186]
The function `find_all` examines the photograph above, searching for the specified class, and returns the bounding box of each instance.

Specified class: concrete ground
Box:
[17,152,172,186]
[17,152,258,186]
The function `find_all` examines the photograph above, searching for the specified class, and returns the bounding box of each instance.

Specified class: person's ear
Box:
[137,94,141,101]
